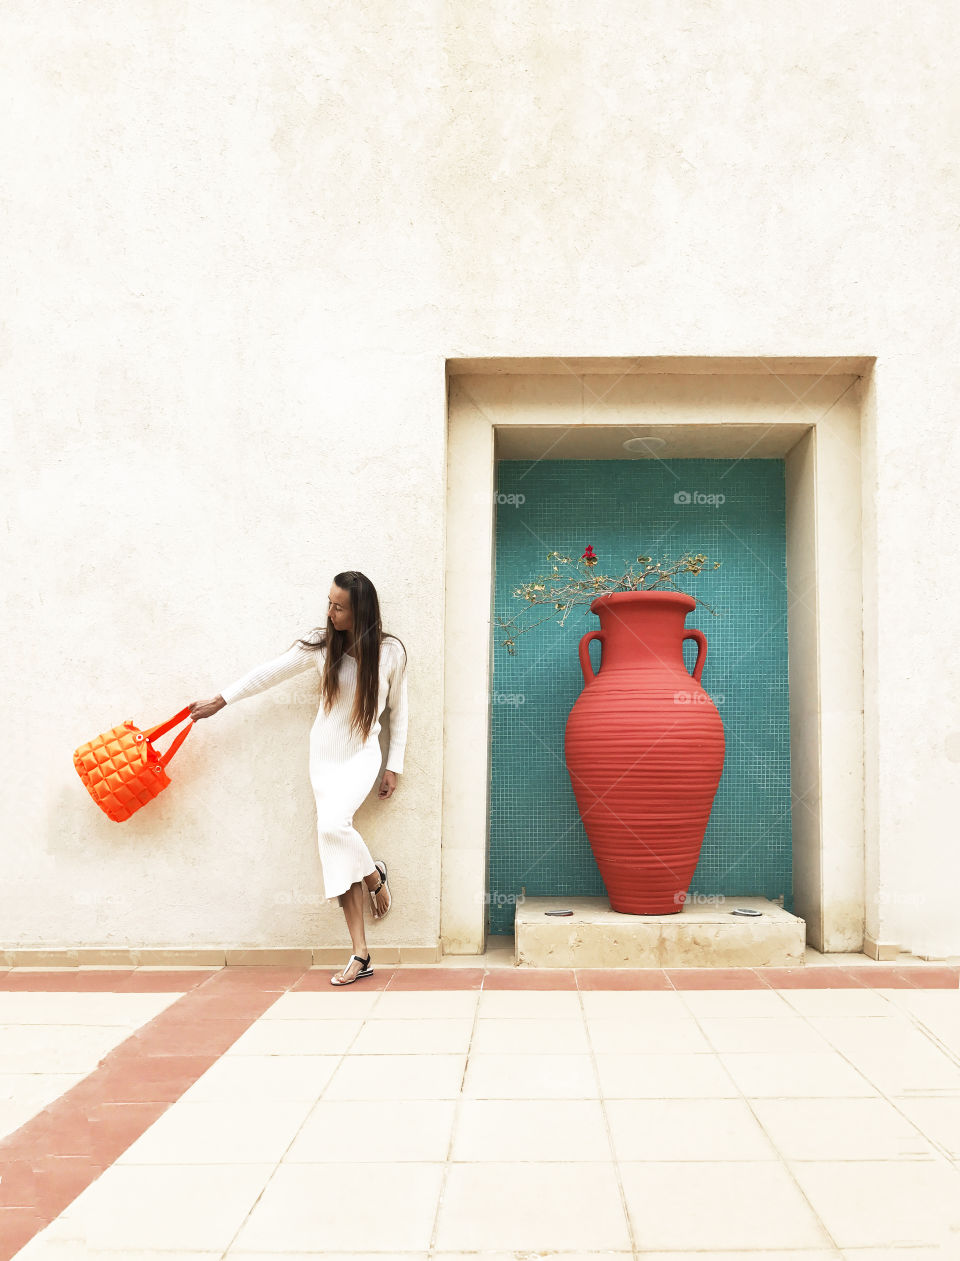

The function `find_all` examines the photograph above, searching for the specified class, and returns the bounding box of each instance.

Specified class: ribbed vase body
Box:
[564,591,725,914]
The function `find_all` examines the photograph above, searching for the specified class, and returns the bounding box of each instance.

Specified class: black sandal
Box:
[369,860,392,921]
[330,953,373,985]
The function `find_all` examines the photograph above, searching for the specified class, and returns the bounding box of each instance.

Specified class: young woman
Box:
[188,571,408,986]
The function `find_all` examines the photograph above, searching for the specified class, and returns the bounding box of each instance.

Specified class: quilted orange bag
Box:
[73,706,194,822]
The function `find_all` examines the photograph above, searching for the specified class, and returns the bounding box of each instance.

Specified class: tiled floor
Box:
[0,955,958,1260]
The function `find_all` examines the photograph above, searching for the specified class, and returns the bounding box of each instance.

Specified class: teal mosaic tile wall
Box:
[489,458,792,936]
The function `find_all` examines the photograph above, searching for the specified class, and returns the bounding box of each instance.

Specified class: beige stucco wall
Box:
[3,3,959,957]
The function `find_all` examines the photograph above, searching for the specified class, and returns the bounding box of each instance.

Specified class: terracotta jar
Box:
[564,591,725,914]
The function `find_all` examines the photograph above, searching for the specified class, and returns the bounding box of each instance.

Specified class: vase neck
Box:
[594,597,692,671]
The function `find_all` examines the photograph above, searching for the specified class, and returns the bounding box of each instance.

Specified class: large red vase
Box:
[564,591,725,914]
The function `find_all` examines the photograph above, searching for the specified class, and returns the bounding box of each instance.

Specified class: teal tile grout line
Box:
[489,458,792,935]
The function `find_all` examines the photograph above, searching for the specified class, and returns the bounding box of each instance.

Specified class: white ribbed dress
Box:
[219,635,408,903]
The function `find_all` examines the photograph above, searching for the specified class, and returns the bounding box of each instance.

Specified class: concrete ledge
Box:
[863,935,901,961]
[515,896,806,968]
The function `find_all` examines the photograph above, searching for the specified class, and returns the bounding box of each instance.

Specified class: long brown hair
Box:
[288,571,406,743]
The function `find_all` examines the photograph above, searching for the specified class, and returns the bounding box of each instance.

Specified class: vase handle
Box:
[578,630,605,683]
[682,629,707,683]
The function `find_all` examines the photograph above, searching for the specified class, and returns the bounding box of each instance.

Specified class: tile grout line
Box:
[425,976,486,1259]
[575,970,641,1258]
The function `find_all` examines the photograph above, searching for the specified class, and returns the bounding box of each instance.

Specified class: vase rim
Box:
[589,590,696,613]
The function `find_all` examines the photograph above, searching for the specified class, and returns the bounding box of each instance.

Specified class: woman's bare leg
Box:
[332,869,382,982]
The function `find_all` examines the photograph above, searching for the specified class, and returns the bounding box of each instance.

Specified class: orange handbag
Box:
[73,707,194,822]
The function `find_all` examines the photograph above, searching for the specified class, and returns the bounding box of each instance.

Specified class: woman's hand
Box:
[188,696,227,721]
[378,770,398,800]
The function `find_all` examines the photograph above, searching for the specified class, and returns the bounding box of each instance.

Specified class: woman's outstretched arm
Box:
[189,638,320,720]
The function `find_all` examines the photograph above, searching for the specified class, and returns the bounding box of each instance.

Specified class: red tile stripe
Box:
[0,960,956,1256]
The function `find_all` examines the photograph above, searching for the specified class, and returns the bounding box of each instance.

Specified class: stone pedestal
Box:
[515,896,805,968]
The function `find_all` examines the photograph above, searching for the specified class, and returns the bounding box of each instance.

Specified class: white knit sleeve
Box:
[219,639,320,706]
[384,641,409,774]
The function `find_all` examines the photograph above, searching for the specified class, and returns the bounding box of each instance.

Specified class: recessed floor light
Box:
[622,435,667,452]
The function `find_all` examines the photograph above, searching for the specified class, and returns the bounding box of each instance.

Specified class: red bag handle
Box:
[142,706,194,768]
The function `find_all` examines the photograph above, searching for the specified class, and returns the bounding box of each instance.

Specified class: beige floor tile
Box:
[807,1024,960,1096]
[42,1163,275,1252]
[595,1051,738,1098]
[605,1097,778,1160]
[893,1095,960,1158]
[872,988,960,1016]
[470,1016,590,1053]
[678,989,797,1018]
[0,1072,84,1141]
[179,1053,340,1102]
[805,1013,919,1046]
[620,1159,833,1250]
[817,1028,960,1099]
[451,1098,612,1161]
[579,990,693,1020]
[0,1023,135,1073]
[324,1052,467,1099]
[260,989,381,1018]
[718,1050,880,1097]
[778,987,899,1018]
[586,1016,712,1053]
[697,1015,833,1053]
[911,1014,960,1055]
[230,1161,444,1251]
[351,1017,474,1053]
[476,990,584,1019]
[462,1052,597,1098]
[224,1017,362,1055]
[0,992,181,1025]
[433,1162,631,1251]
[116,1097,315,1164]
[750,1096,939,1161]
[285,1098,456,1161]
[368,990,480,1019]
[850,1054,960,1098]
[789,1158,960,1249]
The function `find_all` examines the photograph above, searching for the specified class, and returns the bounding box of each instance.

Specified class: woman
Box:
[188,571,408,986]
